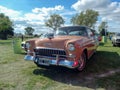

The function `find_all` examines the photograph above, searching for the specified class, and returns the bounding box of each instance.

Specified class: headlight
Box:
[21,41,26,47]
[114,37,116,40]
[26,42,30,49]
[68,43,75,51]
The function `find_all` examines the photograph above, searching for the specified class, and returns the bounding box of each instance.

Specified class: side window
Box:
[81,30,88,36]
[87,28,93,37]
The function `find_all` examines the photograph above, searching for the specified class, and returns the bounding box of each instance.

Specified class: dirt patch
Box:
[96,68,120,78]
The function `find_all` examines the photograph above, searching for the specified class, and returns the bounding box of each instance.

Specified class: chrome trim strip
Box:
[35,47,65,51]
[24,55,34,61]
[36,54,75,58]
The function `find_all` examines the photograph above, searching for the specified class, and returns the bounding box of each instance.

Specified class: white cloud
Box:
[72,0,110,12]
[23,5,65,33]
[0,6,21,18]
[32,5,64,14]
[26,21,44,26]
[0,5,66,34]
[14,24,26,34]
[71,0,120,32]
[24,13,45,21]
[60,10,76,16]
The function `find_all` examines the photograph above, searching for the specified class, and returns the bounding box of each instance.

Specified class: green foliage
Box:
[45,14,65,31]
[0,13,14,40]
[71,9,99,28]
[13,38,22,54]
[25,26,35,35]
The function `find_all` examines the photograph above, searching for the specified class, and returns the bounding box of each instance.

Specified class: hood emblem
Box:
[44,43,52,46]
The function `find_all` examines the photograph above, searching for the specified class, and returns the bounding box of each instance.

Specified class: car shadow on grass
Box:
[32,51,120,90]
[99,42,105,46]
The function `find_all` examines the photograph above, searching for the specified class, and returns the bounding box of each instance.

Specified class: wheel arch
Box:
[83,48,88,60]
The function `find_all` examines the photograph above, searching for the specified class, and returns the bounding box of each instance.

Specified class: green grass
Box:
[0,39,120,90]
[96,72,120,90]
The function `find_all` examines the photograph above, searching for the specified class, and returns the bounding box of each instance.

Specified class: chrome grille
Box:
[34,48,66,58]
[116,39,120,42]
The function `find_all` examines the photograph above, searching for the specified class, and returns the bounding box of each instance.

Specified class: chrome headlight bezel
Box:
[67,43,75,51]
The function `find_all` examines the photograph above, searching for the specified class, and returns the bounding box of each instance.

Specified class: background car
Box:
[112,33,120,46]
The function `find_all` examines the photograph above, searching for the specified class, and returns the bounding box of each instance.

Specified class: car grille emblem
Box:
[44,43,52,46]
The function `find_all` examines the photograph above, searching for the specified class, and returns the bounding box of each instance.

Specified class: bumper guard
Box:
[24,55,76,69]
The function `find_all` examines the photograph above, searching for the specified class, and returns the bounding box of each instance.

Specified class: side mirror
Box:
[90,32,94,37]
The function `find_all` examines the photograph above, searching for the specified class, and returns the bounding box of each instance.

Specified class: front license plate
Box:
[38,58,50,66]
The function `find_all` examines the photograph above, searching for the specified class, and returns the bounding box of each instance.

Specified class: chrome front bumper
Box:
[24,55,34,61]
[24,55,76,69]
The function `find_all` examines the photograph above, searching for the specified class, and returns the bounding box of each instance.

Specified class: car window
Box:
[69,30,87,36]
[69,31,80,36]
[116,33,120,36]
[87,29,93,37]
[55,26,87,36]
[56,30,67,35]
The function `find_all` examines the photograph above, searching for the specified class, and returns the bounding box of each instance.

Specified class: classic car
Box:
[112,33,120,46]
[24,26,98,71]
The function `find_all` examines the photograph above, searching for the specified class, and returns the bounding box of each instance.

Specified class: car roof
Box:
[59,25,89,29]
[60,25,88,28]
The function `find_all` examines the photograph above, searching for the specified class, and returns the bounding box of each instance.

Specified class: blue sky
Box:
[0,0,77,12]
[0,0,120,34]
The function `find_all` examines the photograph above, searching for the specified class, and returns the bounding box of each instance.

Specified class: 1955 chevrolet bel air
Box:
[24,26,98,71]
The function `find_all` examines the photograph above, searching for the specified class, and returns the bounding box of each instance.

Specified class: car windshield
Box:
[55,26,87,36]
[116,33,120,36]
[40,33,54,38]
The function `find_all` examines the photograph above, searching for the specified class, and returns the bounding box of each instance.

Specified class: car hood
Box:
[26,38,40,42]
[35,36,84,49]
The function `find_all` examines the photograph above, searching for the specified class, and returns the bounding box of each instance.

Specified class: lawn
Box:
[0,39,120,90]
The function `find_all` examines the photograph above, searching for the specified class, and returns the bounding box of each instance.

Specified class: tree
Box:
[98,21,108,36]
[71,9,99,28]
[24,27,35,35]
[0,13,14,40]
[45,14,65,31]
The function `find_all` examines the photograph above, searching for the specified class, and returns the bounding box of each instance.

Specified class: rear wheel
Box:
[76,52,87,71]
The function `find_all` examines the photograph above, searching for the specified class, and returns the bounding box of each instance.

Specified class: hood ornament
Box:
[46,33,54,39]
[44,43,52,47]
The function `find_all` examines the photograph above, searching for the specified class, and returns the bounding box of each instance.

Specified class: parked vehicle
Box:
[112,33,120,46]
[96,34,102,42]
[24,26,98,71]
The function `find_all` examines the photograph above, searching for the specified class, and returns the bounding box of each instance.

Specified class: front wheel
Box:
[76,52,87,72]
[113,43,116,47]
